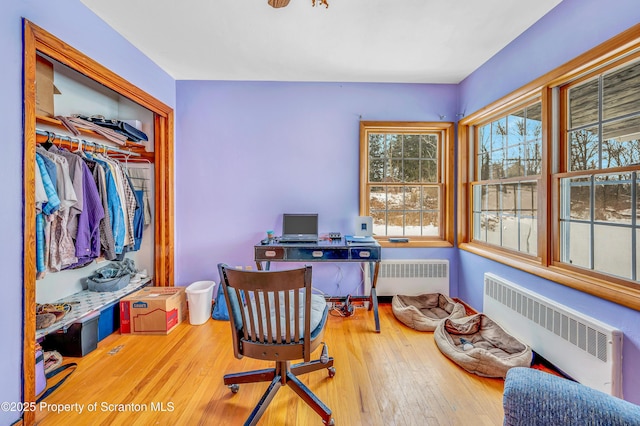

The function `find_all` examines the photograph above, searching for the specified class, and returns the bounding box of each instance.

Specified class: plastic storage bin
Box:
[98,301,120,341]
[185,281,215,325]
[43,311,100,357]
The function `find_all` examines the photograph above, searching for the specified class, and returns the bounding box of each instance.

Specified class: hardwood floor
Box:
[35,304,505,425]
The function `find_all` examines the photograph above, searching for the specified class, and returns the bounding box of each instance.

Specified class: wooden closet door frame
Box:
[22,20,175,424]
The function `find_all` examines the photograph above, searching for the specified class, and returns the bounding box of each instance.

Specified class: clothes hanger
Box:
[123,151,132,171]
[74,138,83,154]
[41,131,54,151]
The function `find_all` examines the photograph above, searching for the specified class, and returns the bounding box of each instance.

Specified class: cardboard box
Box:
[120,287,186,335]
[36,56,58,117]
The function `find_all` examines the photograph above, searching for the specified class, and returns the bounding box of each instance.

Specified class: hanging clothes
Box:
[127,167,152,226]
[64,151,104,268]
[35,165,47,276]
[37,147,79,270]
[35,153,60,279]
[37,147,77,211]
[120,168,139,248]
[37,152,57,196]
[35,166,49,278]
[35,153,60,216]
[97,154,137,249]
[34,134,147,278]
[35,214,45,278]
[45,145,85,272]
[35,161,48,213]
[132,187,144,251]
[83,155,117,261]
[89,154,126,254]
[47,146,83,241]
[34,164,48,276]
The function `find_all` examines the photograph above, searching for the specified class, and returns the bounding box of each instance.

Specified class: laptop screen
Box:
[283,214,318,235]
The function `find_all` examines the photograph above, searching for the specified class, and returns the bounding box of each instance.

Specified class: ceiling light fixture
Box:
[268,0,329,8]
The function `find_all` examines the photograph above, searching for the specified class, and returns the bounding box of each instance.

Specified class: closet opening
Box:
[23,19,174,424]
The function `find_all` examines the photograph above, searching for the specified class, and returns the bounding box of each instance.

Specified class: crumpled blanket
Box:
[87,258,137,292]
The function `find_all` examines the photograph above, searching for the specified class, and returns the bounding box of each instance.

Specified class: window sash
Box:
[471,101,542,256]
[559,55,640,283]
[366,183,444,239]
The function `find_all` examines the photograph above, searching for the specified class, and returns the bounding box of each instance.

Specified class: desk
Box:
[254,238,382,332]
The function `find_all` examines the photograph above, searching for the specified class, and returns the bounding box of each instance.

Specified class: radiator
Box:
[483,273,623,397]
[365,260,450,296]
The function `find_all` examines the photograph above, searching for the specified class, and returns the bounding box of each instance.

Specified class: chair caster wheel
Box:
[328,366,336,378]
[323,418,335,425]
[229,384,239,393]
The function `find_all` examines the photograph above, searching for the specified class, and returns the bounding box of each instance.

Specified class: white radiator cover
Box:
[483,273,623,397]
[365,260,449,296]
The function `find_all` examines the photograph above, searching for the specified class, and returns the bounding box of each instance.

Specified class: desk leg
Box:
[369,261,381,333]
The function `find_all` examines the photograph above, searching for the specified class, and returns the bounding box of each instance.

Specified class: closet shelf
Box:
[35,277,152,340]
[36,115,154,161]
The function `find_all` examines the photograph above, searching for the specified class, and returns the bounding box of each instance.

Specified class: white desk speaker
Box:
[355,216,373,237]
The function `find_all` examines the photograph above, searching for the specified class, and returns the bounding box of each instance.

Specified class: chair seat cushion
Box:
[244,292,327,340]
[434,313,532,378]
[392,293,466,331]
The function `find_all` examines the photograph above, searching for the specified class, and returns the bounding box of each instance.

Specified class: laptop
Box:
[279,213,318,243]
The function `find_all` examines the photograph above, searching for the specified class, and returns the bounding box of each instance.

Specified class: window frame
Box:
[360,121,454,248]
[553,51,640,283]
[470,99,543,258]
[458,24,640,311]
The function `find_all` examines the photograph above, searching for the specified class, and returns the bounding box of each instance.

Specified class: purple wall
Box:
[174,81,459,295]
[1,1,174,423]
[458,0,640,403]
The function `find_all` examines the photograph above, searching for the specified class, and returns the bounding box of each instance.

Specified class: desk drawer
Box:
[288,248,349,261]
[255,247,285,260]
[350,247,381,260]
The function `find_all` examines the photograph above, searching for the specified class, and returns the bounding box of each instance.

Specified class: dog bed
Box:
[434,313,532,378]
[392,293,466,331]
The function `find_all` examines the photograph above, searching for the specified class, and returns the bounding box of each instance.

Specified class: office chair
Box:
[218,263,336,425]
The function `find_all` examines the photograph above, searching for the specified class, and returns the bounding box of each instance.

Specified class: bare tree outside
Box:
[367,131,441,237]
[473,102,541,256]
[560,59,640,281]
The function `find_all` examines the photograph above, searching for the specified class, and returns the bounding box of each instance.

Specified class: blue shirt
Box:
[88,155,126,254]
[36,213,45,274]
[36,153,60,215]
[38,152,57,192]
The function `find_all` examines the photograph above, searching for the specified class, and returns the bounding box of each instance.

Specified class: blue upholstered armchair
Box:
[503,367,640,426]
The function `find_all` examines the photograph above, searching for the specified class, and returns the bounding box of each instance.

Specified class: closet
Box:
[22,20,174,424]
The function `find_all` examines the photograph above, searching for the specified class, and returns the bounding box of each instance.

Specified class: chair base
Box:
[224,357,335,426]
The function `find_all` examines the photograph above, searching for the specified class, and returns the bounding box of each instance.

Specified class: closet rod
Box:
[35,128,141,157]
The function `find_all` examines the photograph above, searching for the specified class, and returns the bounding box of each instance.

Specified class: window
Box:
[472,102,542,256]
[458,26,640,310]
[558,58,640,281]
[359,122,454,247]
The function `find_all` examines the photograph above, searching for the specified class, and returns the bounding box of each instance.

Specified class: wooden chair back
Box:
[217,264,314,363]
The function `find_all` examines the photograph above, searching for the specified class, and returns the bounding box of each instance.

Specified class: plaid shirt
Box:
[36,153,60,215]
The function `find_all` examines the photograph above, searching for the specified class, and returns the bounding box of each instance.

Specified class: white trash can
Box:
[185,280,215,325]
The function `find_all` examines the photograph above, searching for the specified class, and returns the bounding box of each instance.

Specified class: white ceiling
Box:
[81,0,562,84]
